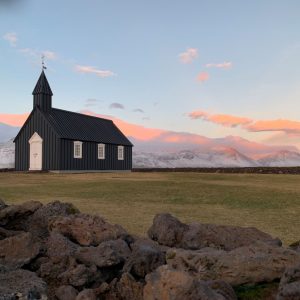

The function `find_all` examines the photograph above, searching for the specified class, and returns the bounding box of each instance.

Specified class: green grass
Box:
[0,172,299,245]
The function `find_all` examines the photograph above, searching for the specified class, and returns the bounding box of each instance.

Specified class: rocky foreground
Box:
[0,200,299,300]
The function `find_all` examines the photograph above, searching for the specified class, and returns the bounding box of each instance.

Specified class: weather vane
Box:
[41,55,47,70]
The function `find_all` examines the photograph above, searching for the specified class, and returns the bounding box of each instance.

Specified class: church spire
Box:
[32,70,53,112]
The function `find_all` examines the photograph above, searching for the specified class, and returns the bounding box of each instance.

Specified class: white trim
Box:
[29,132,43,143]
[74,141,83,159]
[98,143,105,159]
[117,145,124,160]
[29,132,43,171]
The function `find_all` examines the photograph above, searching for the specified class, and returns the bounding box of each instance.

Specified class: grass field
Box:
[0,172,299,245]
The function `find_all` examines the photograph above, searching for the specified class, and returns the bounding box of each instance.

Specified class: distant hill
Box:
[257,150,300,167]
[0,139,15,169]
[0,122,19,143]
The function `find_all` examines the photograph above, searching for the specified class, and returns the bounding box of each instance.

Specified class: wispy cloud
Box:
[19,48,57,61]
[188,109,300,134]
[109,102,125,110]
[205,61,232,69]
[75,65,115,78]
[189,110,252,127]
[133,108,144,113]
[84,98,102,108]
[178,48,198,64]
[246,119,300,134]
[0,113,29,127]
[3,32,18,47]
[196,72,209,82]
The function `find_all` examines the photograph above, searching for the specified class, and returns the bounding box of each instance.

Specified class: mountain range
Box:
[0,121,300,169]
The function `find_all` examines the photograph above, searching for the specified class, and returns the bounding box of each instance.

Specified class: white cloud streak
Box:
[75,65,115,78]
[205,61,232,69]
[3,32,18,47]
[178,48,198,64]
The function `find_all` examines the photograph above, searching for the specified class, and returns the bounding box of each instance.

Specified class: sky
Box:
[1,0,300,148]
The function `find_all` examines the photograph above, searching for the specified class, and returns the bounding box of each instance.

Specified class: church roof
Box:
[45,108,133,146]
[32,70,53,96]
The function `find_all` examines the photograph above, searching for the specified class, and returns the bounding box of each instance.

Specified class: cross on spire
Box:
[41,55,47,70]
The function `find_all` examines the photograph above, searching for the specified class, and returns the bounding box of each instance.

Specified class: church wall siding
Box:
[59,139,132,171]
[14,109,60,171]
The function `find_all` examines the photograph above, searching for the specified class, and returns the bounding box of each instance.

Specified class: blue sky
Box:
[1,0,300,147]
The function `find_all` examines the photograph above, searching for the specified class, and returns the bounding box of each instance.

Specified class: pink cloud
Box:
[196,72,209,82]
[205,62,232,69]
[81,110,165,141]
[189,109,300,135]
[189,110,252,127]
[75,65,115,78]
[0,113,29,127]
[245,119,300,133]
[188,110,209,120]
[209,114,252,127]
[178,48,198,64]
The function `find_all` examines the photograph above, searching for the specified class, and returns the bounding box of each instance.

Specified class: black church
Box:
[14,71,133,172]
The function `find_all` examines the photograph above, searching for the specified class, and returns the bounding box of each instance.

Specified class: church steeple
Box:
[32,70,53,112]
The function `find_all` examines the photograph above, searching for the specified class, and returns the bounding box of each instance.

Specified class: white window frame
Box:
[74,141,83,159]
[98,143,105,160]
[117,145,124,160]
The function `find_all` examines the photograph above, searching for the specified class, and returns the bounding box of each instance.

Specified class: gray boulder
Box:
[27,201,80,239]
[123,238,166,278]
[147,213,188,247]
[0,201,42,230]
[102,273,144,300]
[49,213,128,246]
[144,265,237,300]
[75,239,131,268]
[277,264,300,300]
[0,269,47,299]
[148,213,281,251]
[0,232,40,270]
[55,285,78,300]
[0,227,23,240]
[45,232,79,259]
[75,289,96,300]
[58,263,100,288]
[167,242,300,286]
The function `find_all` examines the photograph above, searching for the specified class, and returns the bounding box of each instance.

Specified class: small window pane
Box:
[74,141,82,159]
[98,144,105,159]
[118,145,124,160]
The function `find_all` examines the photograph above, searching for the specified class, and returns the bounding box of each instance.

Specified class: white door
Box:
[29,132,43,171]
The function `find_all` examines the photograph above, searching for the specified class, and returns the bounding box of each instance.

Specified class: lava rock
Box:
[144,265,237,300]
[0,269,47,299]
[75,239,131,268]
[49,213,128,246]
[0,232,40,270]
[148,213,281,251]
[167,242,300,286]
[277,264,300,300]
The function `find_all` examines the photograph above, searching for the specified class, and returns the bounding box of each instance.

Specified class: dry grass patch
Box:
[0,172,299,244]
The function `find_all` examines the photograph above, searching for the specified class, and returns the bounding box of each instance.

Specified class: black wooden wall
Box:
[59,139,132,171]
[14,108,60,171]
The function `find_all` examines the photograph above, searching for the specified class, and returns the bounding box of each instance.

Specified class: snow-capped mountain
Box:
[257,150,300,167]
[0,123,19,143]
[0,139,15,169]
[133,147,258,168]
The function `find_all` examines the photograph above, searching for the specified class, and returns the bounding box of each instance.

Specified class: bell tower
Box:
[32,70,53,112]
